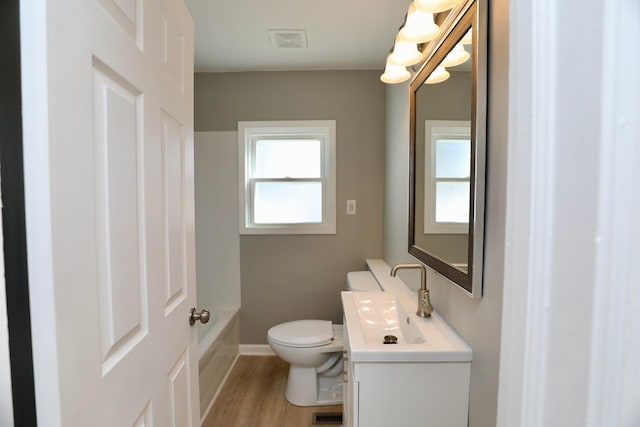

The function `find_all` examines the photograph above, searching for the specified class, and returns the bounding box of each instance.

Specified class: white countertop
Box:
[340,259,472,363]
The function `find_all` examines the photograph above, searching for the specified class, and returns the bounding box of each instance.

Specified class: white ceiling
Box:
[184,0,412,72]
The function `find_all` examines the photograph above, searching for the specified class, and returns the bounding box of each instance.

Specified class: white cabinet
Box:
[343,351,357,427]
[342,324,471,427]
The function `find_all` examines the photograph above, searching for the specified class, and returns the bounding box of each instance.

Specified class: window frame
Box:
[238,120,336,235]
[424,120,471,235]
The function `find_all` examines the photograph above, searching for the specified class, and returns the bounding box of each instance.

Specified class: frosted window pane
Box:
[254,182,322,224]
[435,139,470,178]
[435,182,469,223]
[255,139,321,178]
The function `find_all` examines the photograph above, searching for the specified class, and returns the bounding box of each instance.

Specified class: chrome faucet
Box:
[390,263,433,318]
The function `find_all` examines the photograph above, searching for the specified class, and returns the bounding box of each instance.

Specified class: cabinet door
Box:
[345,358,359,427]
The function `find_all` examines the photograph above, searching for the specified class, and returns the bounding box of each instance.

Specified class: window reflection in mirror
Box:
[414,33,472,272]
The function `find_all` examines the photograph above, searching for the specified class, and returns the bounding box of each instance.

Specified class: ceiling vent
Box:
[268,29,308,49]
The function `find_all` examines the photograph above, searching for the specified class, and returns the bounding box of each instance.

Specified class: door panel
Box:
[162,109,188,314]
[161,8,187,94]
[167,348,194,427]
[93,62,148,373]
[132,403,153,427]
[96,0,143,47]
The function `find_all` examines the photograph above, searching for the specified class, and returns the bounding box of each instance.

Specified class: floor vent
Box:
[312,412,343,425]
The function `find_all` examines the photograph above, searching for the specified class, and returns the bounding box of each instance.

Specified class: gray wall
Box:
[383,0,509,426]
[195,71,386,344]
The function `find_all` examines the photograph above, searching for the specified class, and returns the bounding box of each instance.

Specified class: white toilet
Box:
[267,271,381,406]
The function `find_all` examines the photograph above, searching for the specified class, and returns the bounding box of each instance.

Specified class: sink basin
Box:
[341,291,472,362]
[351,292,427,346]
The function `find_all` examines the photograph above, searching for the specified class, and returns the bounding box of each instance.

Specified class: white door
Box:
[21,0,200,425]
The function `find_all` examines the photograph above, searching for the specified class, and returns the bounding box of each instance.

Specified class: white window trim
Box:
[424,119,471,235]
[238,120,336,235]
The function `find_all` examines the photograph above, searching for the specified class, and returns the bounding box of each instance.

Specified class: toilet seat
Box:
[268,320,333,348]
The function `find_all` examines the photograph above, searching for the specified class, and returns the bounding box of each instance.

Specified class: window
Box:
[238,121,336,234]
[424,120,471,234]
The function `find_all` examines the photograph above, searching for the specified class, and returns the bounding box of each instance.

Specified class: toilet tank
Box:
[346,271,382,292]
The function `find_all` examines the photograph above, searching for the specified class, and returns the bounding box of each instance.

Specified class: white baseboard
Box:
[239,344,276,356]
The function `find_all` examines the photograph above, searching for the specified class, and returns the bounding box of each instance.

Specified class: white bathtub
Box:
[198,308,239,422]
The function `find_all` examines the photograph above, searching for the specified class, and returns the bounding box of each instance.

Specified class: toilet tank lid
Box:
[347,271,382,292]
[268,320,334,348]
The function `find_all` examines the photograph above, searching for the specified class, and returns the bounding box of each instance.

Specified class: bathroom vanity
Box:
[341,289,471,427]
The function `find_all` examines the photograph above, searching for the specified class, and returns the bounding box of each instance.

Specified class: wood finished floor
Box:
[202,356,343,427]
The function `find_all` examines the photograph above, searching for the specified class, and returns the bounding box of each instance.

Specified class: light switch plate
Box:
[346,200,356,215]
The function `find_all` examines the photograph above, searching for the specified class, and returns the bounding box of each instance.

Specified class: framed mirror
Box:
[409,0,486,297]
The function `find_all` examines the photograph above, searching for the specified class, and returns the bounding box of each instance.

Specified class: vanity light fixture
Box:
[380,0,464,84]
[440,42,470,67]
[388,36,423,67]
[415,0,461,14]
[425,65,450,84]
[380,56,411,84]
[399,3,440,44]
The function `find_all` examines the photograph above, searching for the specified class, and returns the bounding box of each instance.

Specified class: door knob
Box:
[189,308,211,326]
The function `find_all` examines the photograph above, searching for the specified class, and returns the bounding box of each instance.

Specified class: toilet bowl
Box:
[267,271,381,406]
[268,320,344,406]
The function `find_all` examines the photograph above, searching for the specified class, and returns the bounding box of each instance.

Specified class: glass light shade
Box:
[441,43,470,67]
[399,4,440,44]
[415,0,460,14]
[425,65,450,84]
[380,60,411,84]
[388,39,423,67]
[461,28,473,45]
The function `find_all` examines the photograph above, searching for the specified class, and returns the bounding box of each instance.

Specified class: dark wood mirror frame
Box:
[408,0,487,298]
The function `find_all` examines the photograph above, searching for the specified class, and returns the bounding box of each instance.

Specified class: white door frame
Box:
[498,0,640,425]
[20,1,63,422]
[0,177,15,427]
